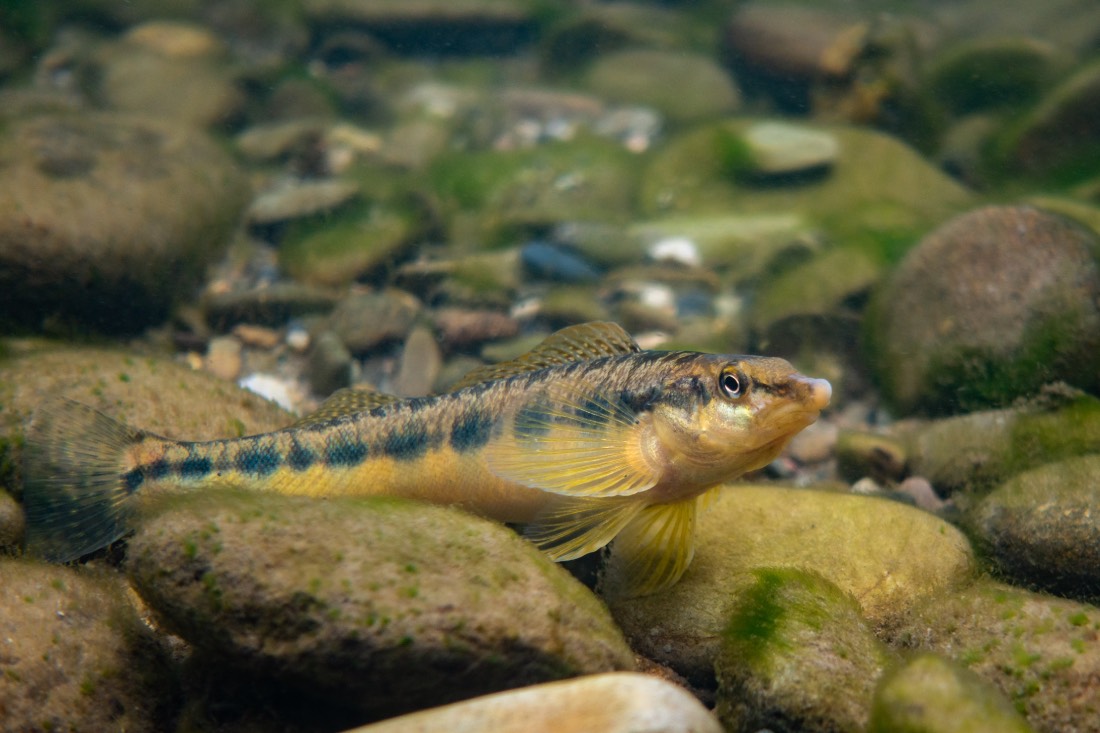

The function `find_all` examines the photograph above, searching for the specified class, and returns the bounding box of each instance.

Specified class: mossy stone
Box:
[870,653,1034,733]
[639,121,973,251]
[279,205,414,286]
[884,580,1100,733]
[905,392,1100,495]
[866,205,1100,415]
[0,559,176,731]
[609,485,974,683]
[970,455,1100,602]
[716,568,895,733]
[926,37,1061,115]
[126,491,635,719]
[582,49,740,126]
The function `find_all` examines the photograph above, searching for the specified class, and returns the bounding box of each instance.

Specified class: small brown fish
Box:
[22,322,830,595]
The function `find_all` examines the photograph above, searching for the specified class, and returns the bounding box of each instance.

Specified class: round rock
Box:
[867,205,1100,415]
[0,559,175,731]
[126,491,636,719]
[0,112,248,333]
[609,485,975,683]
[971,454,1100,602]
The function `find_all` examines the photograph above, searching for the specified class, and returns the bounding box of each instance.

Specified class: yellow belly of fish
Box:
[216,446,556,524]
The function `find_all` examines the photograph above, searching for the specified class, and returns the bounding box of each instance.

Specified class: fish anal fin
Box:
[486,380,660,498]
[449,321,639,391]
[525,495,646,562]
[602,494,704,598]
[289,387,402,428]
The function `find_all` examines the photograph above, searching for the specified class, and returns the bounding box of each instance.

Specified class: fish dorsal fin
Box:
[449,321,639,392]
[289,387,402,428]
[486,378,661,499]
[602,492,709,598]
[525,495,647,562]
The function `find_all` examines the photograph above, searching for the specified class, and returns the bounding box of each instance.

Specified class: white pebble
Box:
[238,373,297,412]
[647,236,701,267]
[285,327,311,353]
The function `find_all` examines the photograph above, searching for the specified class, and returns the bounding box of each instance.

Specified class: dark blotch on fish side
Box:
[287,442,316,471]
[178,455,213,480]
[326,437,368,467]
[235,441,282,476]
[146,459,170,481]
[381,423,434,461]
[123,469,144,494]
[450,409,493,453]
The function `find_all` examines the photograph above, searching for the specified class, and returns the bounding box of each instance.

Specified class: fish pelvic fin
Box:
[524,495,646,562]
[22,398,145,563]
[602,491,713,599]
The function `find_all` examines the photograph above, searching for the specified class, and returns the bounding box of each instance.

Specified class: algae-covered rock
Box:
[0,112,248,333]
[870,653,1035,733]
[126,491,635,719]
[0,340,292,497]
[0,559,176,731]
[430,138,641,244]
[970,455,1100,602]
[279,205,415,286]
[1005,58,1100,179]
[886,580,1100,733]
[639,121,973,255]
[94,21,244,128]
[866,205,1100,415]
[716,568,895,733]
[750,246,883,332]
[905,394,1100,494]
[348,673,722,733]
[582,49,740,126]
[610,485,974,683]
[926,37,1062,115]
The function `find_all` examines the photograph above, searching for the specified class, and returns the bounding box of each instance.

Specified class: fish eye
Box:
[719,369,743,399]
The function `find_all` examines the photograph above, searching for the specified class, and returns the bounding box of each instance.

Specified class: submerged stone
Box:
[609,485,974,684]
[0,559,176,731]
[870,653,1034,733]
[716,568,895,733]
[126,491,635,720]
[0,112,247,334]
[970,454,1100,603]
[884,580,1100,733]
[866,205,1100,415]
[347,673,722,733]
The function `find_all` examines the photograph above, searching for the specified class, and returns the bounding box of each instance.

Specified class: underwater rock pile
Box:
[2,0,1100,731]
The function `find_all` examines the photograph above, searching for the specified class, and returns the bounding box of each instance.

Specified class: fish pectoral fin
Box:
[486,380,660,498]
[448,321,639,391]
[288,387,402,428]
[602,495,702,598]
[524,495,647,562]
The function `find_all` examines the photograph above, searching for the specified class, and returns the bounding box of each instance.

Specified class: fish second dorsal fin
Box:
[449,321,640,391]
[289,387,402,428]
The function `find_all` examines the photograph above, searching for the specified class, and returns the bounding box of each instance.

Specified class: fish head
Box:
[649,354,831,486]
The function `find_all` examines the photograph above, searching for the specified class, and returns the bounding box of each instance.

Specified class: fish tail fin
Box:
[602,491,712,599]
[22,398,146,562]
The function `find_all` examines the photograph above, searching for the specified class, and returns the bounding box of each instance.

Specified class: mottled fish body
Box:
[23,322,830,595]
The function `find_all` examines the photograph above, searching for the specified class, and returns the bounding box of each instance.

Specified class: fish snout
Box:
[806,377,832,410]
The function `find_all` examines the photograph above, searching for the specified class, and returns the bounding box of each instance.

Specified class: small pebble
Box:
[286,325,311,353]
[238,373,297,412]
[647,237,701,267]
[897,476,947,512]
[233,323,282,349]
[851,477,883,495]
[204,336,243,381]
[521,241,600,283]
